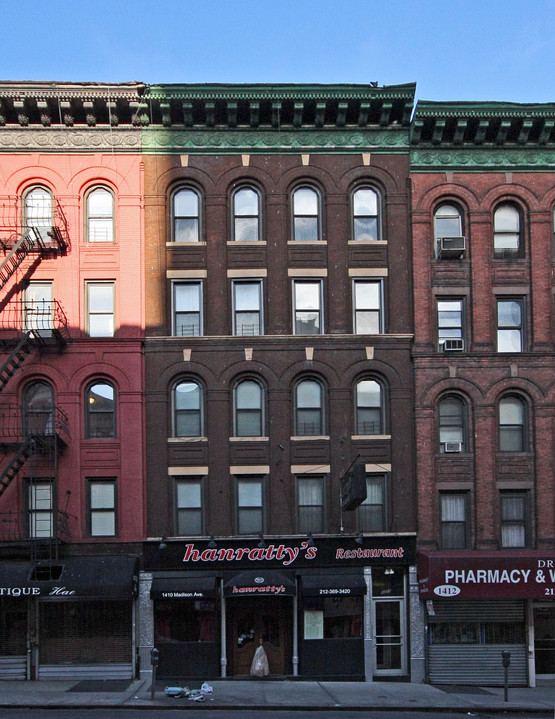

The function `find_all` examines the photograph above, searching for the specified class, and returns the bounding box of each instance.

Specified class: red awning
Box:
[418,550,555,600]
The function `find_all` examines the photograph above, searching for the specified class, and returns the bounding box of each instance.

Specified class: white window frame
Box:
[86,281,115,337]
[172,280,203,337]
[232,280,263,336]
[353,279,383,334]
[293,279,323,335]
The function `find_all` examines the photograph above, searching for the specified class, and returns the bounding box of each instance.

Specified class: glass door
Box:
[373,599,405,675]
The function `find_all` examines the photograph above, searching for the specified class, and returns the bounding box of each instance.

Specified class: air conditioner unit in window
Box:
[444,442,462,453]
[443,338,465,352]
[438,236,465,258]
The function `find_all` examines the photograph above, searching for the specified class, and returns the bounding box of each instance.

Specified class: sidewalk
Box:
[0,677,554,712]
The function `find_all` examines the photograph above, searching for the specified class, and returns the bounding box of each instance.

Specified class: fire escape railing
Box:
[0,195,70,291]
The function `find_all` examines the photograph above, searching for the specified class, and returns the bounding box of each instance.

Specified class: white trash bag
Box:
[250,643,269,677]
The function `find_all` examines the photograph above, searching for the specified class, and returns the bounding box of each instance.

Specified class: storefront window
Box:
[303,596,362,639]
[430,621,525,645]
[155,600,216,643]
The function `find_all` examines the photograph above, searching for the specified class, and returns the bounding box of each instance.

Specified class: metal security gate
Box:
[427,600,527,686]
[37,600,134,680]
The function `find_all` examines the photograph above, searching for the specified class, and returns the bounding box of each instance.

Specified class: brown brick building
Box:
[138,84,419,681]
[411,100,555,686]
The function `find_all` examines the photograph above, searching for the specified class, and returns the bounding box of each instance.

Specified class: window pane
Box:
[238,508,262,534]
[175,382,200,410]
[294,217,319,241]
[91,511,115,536]
[297,380,321,408]
[495,205,519,232]
[235,188,258,215]
[238,480,262,506]
[499,397,523,424]
[25,188,52,227]
[89,285,113,312]
[91,483,115,508]
[177,481,201,508]
[498,329,522,352]
[435,205,462,239]
[354,188,377,217]
[294,188,318,215]
[295,282,320,310]
[235,283,260,311]
[235,216,258,242]
[174,189,199,218]
[175,218,199,243]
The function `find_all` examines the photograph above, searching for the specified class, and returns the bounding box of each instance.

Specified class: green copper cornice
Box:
[411,147,555,171]
[140,127,410,154]
[144,82,416,102]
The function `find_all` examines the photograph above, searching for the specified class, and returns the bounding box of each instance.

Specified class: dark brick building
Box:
[411,100,555,686]
[138,84,420,681]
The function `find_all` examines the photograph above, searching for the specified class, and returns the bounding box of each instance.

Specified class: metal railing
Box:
[0,405,70,447]
[0,299,70,343]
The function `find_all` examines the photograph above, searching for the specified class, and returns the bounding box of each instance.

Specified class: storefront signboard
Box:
[144,535,416,570]
[418,551,555,600]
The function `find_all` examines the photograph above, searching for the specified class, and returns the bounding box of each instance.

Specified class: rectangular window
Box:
[440,492,468,549]
[437,298,464,350]
[176,478,203,535]
[358,474,387,532]
[497,298,524,352]
[28,481,53,538]
[24,281,54,336]
[500,491,528,548]
[172,281,202,336]
[293,280,322,335]
[297,475,324,533]
[237,476,263,535]
[86,281,114,337]
[88,479,116,537]
[353,280,383,334]
[233,280,263,336]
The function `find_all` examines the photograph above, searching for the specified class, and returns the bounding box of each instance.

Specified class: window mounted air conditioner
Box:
[438,236,465,258]
[444,442,462,453]
[443,338,465,352]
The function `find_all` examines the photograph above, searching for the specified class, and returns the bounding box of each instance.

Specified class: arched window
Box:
[498,395,527,452]
[292,186,321,241]
[438,395,467,453]
[24,186,53,238]
[295,379,324,436]
[434,204,463,241]
[434,203,464,257]
[352,187,380,241]
[233,186,260,242]
[23,380,54,436]
[173,380,202,437]
[172,188,200,242]
[86,187,114,242]
[85,381,116,439]
[355,379,384,435]
[494,203,522,258]
[234,379,264,437]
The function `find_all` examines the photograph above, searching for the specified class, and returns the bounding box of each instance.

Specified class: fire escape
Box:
[0,193,71,560]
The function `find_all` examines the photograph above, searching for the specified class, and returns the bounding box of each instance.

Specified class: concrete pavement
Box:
[0,677,554,712]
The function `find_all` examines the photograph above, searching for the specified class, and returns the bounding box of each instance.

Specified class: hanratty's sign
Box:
[144,535,416,570]
[418,551,555,600]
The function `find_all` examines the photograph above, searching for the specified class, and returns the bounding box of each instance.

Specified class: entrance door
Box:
[373,599,405,675]
[534,606,555,676]
[227,597,290,676]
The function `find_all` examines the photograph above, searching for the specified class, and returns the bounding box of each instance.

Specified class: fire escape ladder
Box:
[0,436,33,498]
[0,228,40,291]
[0,334,32,393]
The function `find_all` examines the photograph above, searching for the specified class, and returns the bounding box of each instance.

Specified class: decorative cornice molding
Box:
[140,128,410,153]
[144,82,416,102]
[0,128,142,151]
[411,147,555,171]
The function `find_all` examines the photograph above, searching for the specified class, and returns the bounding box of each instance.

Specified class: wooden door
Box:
[228,597,289,676]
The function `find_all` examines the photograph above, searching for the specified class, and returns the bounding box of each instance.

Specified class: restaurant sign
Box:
[145,535,416,570]
[418,551,555,600]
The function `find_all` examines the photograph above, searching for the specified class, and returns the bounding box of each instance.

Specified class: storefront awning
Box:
[223,570,296,597]
[418,550,555,600]
[301,572,367,597]
[150,576,218,600]
[0,556,138,600]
